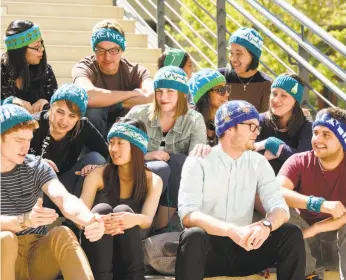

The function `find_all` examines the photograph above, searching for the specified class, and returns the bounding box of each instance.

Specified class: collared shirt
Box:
[178,145,289,226]
[126,104,207,154]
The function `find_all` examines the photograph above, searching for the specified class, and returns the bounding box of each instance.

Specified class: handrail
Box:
[164,1,217,55]
[226,0,346,103]
[175,0,217,39]
[163,14,216,68]
[273,0,346,58]
[246,0,346,82]
[164,31,202,70]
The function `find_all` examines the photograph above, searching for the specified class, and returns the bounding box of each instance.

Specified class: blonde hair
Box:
[150,91,188,120]
[92,19,125,37]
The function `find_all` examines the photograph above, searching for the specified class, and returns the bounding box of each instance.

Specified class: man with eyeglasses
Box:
[72,19,154,137]
[176,100,305,280]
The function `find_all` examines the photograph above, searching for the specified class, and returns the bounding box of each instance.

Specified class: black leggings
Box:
[81,203,145,280]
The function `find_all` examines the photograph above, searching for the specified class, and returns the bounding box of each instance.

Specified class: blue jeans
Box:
[43,152,106,212]
[86,105,124,138]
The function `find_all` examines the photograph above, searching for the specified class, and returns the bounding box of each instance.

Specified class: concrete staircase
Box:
[0,0,161,86]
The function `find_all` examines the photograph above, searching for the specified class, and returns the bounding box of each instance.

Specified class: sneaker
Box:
[305,274,319,280]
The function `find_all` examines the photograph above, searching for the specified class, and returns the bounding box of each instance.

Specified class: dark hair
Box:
[195,93,210,125]
[158,51,189,69]
[102,118,148,209]
[316,107,346,124]
[245,50,259,71]
[1,20,48,93]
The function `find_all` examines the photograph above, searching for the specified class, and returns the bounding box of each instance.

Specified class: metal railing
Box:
[120,0,346,109]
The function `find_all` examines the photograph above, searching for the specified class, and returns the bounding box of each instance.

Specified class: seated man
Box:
[72,19,154,136]
[278,107,346,279]
[0,104,104,280]
[176,100,305,280]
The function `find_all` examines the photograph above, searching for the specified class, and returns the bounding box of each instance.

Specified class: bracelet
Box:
[307,196,325,213]
[264,137,285,155]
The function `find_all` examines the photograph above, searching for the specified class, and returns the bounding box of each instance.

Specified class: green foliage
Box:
[168,0,346,108]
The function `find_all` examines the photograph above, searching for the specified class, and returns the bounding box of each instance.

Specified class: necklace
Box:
[235,73,255,91]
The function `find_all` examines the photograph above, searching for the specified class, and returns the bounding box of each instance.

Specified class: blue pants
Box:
[146,153,187,208]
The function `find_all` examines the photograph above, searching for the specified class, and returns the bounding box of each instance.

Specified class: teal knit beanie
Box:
[228,27,263,59]
[271,74,304,104]
[188,69,226,104]
[1,104,34,134]
[50,83,88,116]
[154,66,189,95]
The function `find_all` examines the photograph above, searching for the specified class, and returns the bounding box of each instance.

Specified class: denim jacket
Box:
[126,104,207,154]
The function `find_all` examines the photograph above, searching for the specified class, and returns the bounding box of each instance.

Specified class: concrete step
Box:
[1,1,123,18]
[5,0,112,4]
[1,45,161,63]
[1,15,135,33]
[0,29,148,47]
[51,61,158,79]
[144,271,340,280]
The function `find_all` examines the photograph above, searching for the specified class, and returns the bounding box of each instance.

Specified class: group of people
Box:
[0,17,345,280]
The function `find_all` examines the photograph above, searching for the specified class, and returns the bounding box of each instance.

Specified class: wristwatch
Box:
[262,220,272,232]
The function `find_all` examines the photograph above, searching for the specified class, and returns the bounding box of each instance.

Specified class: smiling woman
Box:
[1,20,58,114]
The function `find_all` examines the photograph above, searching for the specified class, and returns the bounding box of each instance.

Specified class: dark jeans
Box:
[86,105,125,138]
[146,153,186,208]
[43,152,106,212]
[81,203,145,280]
[175,223,306,280]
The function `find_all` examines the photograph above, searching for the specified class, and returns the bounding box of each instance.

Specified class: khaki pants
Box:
[0,226,94,280]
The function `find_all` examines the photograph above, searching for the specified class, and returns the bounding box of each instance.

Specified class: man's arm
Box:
[42,179,94,227]
[257,157,290,229]
[182,211,239,238]
[74,77,141,107]
[278,175,309,209]
[122,78,154,108]
[0,215,23,233]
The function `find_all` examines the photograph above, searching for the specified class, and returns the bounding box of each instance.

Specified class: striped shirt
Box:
[1,155,57,235]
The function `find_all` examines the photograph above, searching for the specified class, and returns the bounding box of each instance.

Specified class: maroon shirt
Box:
[279,150,346,225]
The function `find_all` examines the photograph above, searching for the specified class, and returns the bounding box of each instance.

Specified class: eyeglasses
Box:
[239,122,262,133]
[208,86,231,96]
[94,47,121,56]
[27,40,45,52]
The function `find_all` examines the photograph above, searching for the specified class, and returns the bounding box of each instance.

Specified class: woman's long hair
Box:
[102,118,148,209]
[1,20,47,93]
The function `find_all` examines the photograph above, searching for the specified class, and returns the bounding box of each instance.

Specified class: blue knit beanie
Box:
[50,84,88,116]
[271,74,304,104]
[215,100,259,137]
[228,27,263,59]
[188,69,226,104]
[107,122,149,154]
[0,104,35,134]
[313,112,346,151]
[154,66,189,95]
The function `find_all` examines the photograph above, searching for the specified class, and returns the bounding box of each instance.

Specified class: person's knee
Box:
[281,223,304,245]
[0,231,18,259]
[92,203,113,215]
[146,161,171,190]
[169,153,187,166]
[113,204,134,213]
[180,227,208,247]
[83,152,107,166]
[337,223,346,244]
